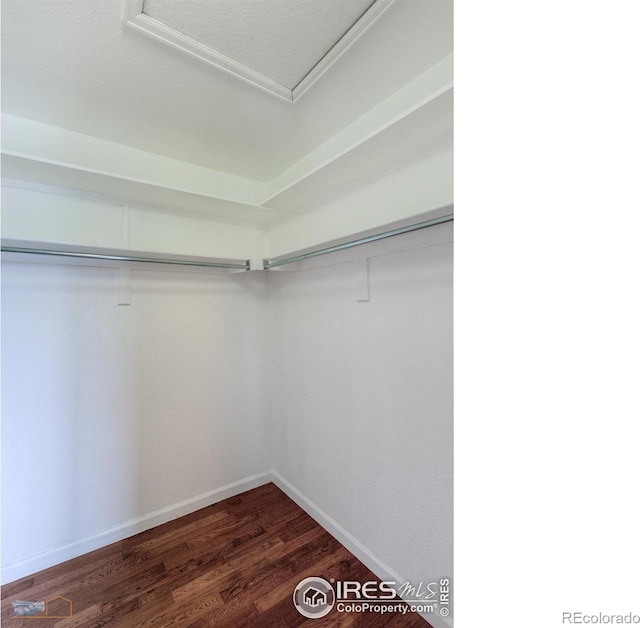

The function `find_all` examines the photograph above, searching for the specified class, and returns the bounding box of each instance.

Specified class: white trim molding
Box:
[270,472,453,628]
[0,472,273,585]
[123,0,398,103]
[1,471,452,626]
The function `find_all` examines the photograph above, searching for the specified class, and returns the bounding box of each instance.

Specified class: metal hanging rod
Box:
[2,212,452,271]
[263,212,453,269]
[0,246,249,270]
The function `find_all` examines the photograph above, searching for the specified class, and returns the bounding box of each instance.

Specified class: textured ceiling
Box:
[142,0,377,90]
[1,0,453,181]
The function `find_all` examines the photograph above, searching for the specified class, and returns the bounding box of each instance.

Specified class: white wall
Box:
[268,223,453,615]
[1,260,270,580]
[1,178,453,625]
[1,185,266,259]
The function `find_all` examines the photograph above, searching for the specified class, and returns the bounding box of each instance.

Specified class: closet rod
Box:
[1,212,453,271]
[0,246,249,270]
[263,212,453,269]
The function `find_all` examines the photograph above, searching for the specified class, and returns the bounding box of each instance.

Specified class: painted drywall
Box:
[268,224,453,621]
[1,186,125,249]
[1,185,266,259]
[126,205,264,259]
[1,261,270,578]
[1,192,453,622]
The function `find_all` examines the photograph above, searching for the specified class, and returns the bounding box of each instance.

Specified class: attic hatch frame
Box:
[122,0,398,103]
[1,212,453,271]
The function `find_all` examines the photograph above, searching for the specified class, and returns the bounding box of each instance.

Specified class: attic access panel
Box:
[123,0,396,103]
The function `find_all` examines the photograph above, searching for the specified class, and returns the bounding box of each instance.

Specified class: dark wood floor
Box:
[1,483,431,627]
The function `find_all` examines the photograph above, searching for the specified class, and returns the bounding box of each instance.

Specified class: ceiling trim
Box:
[122,0,397,103]
[291,0,397,102]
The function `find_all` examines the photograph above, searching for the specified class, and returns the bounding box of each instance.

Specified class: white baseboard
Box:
[2,471,452,627]
[271,471,404,583]
[1,471,272,585]
[270,471,453,628]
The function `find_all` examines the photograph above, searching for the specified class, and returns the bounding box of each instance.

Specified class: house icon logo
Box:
[303,586,327,607]
[11,595,73,619]
[293,577,335,618]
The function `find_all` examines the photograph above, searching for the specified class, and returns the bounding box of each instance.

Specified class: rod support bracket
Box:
[247,258,265,271]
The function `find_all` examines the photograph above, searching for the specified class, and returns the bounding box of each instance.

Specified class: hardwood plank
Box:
[136,590,225,627]
[1,483,432,627]
[0,577,34,600]
[253,545,352,614]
